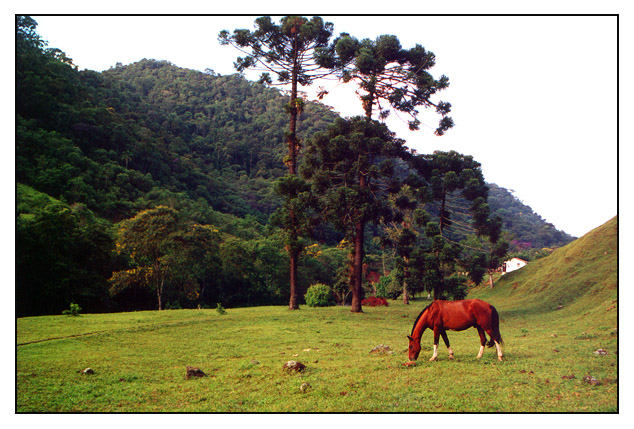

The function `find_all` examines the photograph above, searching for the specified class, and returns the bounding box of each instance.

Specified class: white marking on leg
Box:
[447,346,454,360]
[429,344,438,361]
[476,345,484,359]
[495,341,503,361]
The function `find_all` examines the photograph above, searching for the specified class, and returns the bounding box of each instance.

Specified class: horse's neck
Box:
[412,313,428,340]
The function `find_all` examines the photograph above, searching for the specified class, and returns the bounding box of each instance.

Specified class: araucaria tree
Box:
[303,117,407,312]
[317,33,454,133]
[409,151,505,300]
[219,16,338,309]
[313,32,454,309]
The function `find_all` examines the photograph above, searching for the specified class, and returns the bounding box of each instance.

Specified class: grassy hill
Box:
[470,215,617,325]
[16,217,618,412]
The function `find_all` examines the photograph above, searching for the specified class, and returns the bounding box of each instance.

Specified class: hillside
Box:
[487,183,576,252]
[470,215,617,325]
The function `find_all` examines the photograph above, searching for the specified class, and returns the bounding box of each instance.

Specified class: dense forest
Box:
[15,16,574,317]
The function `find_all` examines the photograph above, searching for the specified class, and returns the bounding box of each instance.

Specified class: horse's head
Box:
[407,335,421,361]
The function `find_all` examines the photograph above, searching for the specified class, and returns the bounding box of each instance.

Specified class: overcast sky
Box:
[27,14,619,238]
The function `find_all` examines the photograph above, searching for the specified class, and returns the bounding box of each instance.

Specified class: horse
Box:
[407,299,504,362]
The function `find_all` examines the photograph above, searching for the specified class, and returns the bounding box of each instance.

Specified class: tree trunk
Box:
[286,35,300,310]
[157,276,163,311]
[288,36,299,175]
[350,219,365,313]
[289,249,300,310]
[489,272,494,289]
[402,257,410,305]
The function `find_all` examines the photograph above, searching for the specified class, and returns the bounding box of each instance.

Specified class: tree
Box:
[109,206,221,310]
[408,151,505,299]
[110,206,180,310]
[219,16,338,309]
[303,117,406,312]
[313,33,454,310]
[383,184,428,304]
[16,184,115,316]
[317,33,454,133]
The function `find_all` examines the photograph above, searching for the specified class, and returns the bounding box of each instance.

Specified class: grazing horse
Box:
[407,299,504,362]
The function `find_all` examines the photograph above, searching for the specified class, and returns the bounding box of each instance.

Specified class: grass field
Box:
[16,217,618,412]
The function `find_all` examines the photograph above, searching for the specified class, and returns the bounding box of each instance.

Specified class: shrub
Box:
[62,302,82,316]
[361,296,389,307]
[216,303,226,315]
[304,283,335,307]
[375,274,401,299]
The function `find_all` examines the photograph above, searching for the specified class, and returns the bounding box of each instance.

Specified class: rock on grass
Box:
[282,361,306,373]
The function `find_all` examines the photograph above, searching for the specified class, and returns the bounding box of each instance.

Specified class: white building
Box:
[502,257,528,274]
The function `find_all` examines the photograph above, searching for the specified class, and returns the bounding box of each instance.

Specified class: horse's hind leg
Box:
[476,326,486,359]
[484,327,504,361]
[440,330,454,360]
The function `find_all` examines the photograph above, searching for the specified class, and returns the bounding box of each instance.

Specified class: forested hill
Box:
[487,183,576,253]
[18,55,339,224]
[16,16,574,316]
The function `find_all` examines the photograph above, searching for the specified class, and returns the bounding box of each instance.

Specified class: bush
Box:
[216,303,226,315]
[304,283,335,307]
[375,274,401,300]
[361,296,389,307]
[62,302,82,316]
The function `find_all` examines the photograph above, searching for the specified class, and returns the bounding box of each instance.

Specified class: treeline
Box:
[15,17,574,317]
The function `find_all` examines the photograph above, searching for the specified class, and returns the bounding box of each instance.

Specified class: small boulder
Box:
[282,360,306,373]
[583,375,602,386]
[300,382,311,393]
[370,344,392,355]
[186,366,206,379]
[594,349,608,355]
[81,368,94,375]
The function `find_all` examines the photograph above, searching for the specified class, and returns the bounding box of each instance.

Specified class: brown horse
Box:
[407,299,504,362]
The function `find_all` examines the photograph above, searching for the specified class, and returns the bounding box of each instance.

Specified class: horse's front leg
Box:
[440,330,453,360]
[430,327,441,361]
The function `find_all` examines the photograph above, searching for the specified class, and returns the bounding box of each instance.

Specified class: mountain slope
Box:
[470,216,617,324]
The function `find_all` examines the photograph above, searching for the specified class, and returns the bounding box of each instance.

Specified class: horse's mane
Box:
[411,302,434,336]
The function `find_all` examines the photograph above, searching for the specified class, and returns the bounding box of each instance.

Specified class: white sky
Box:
[13,10,624,238]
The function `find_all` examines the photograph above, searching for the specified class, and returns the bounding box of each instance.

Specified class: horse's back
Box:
[436,299,495,330]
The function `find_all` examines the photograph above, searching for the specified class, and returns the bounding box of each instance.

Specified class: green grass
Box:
[16,217,618,412]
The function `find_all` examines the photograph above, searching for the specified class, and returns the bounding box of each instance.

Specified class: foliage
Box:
[16,184,117,317]
[109,206,222,310]
[303,117,408,312]
[375,274,401,300]
[360,296,389,307]
[216,303,227,315]
[318,32,453,133]
[304,283,335,307]
[487,183,576,252]
[62,303,82,316]
[220,16,341,309]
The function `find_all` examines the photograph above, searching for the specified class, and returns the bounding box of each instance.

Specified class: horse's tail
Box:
[486,305,504,347]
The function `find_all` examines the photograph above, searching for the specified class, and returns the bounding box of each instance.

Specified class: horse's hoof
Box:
[448,355,454,360]
[429,357,437,361]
